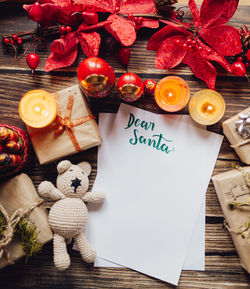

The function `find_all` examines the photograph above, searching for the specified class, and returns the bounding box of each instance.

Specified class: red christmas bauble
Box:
[117,73,144,102]
[78,57,116,98]
[144,79,156,95]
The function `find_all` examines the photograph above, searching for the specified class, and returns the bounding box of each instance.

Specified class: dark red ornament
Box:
[26,53,40,75]
[78,57,116,98]
[118,47,131,67]
[144,79,156,95]
[81,11,98,25]
[12,34,18,42]
[59,26,66,34]
[117,73,144,102]
[29,2,43,22]
[17,37,23,46]
[231,61,246,76]
[3,38,9,45]
[66,26,72,33]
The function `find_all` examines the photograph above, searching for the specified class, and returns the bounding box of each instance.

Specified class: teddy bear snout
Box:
[71,177,82,193]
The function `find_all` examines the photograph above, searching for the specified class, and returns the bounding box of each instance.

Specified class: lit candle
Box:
[19,90,57,128]
[189,89,225,125]
[154,76,190,112]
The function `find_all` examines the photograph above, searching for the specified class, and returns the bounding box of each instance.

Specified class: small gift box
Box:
[212,167,250,273]
[0,173,53,269]
[26,85,101,164]
[223,107,250,164]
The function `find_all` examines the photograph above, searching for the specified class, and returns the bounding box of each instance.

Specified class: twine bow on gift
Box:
[30,93,95,152]
[231,112,250,148]
[0,199,42,263]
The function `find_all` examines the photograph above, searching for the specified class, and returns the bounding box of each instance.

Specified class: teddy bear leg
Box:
[74,232,96,263]
[53,233,70,271]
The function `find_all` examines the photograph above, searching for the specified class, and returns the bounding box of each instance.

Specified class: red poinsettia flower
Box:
[73,0,159,46]
[147,0,242,89]
[45,20,111,71]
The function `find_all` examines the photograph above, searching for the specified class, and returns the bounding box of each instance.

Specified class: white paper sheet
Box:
[92,113,205,271]
[86,104,223,285]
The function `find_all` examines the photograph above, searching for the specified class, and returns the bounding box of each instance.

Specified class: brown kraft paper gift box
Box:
[212,167,250,274]
[26,85,102,165]
[223,107,250,165]
[0,173,53,269]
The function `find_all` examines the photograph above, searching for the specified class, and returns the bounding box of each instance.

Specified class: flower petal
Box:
[197,39,231,72]
[120,0,156,14]
[188,0,200,29]
[105,14,136,46]
[182,51,217,89]
[78,32,101,57]
[147,25,190,51]
[199,25,242,56]
[50,32,79,55]
[45,46,78,71]
[137,18,159,30]
[78,20,112,32]
[155,35,187,69]
[200,0,239,29]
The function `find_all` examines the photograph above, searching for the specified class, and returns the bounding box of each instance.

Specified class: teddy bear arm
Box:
[82,191,105,203]
[38,181,64,200]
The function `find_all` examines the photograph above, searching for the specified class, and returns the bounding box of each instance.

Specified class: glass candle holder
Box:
[19,90,57,128]
[189,89,225,125]
[154,76,190,112]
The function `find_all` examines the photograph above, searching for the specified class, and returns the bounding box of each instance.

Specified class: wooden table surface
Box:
[0,3,250,289]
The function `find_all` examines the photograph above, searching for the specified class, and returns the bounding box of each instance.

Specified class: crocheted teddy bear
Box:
[38,160,105,271]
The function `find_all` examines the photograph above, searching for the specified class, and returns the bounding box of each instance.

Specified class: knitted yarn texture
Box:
[38,160,105,271]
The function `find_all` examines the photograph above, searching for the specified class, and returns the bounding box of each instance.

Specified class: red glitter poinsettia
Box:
[73,0,159,46]
[147,0,242,89]
[45,20,111,71]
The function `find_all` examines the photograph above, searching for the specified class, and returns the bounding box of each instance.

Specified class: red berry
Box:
[66,26,72,33]
[127,14,133,20]
[198,46,202,51]
[137,17,143,25]
[29,2,43,22]
[174,39,181,45]
[3,38,9,44]
[183,43,187,49]
[187,38,192,44]
[118,47,131,67]
[191,40,196,46]
[247,49,250,61]
[245,62,250,68]
[81,11,98,25]
[59,26,66,34]
[26,53,40,71]
[237,56,243,62]
[188,45,192,50]
[114,6,120,12]
[10,40,15,45]
[17,37,23,46]
[231,61,246,76]
[207,48,212,54]
[12,34,18,42]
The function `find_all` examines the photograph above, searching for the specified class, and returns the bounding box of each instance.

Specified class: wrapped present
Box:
[223,107,250,164]
[26,85,101,164]
[212,166,250,273]
[0,173,53,269]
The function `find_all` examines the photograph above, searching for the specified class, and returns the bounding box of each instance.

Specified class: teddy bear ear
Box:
[57,160,72,174]
[78,161,91,176]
